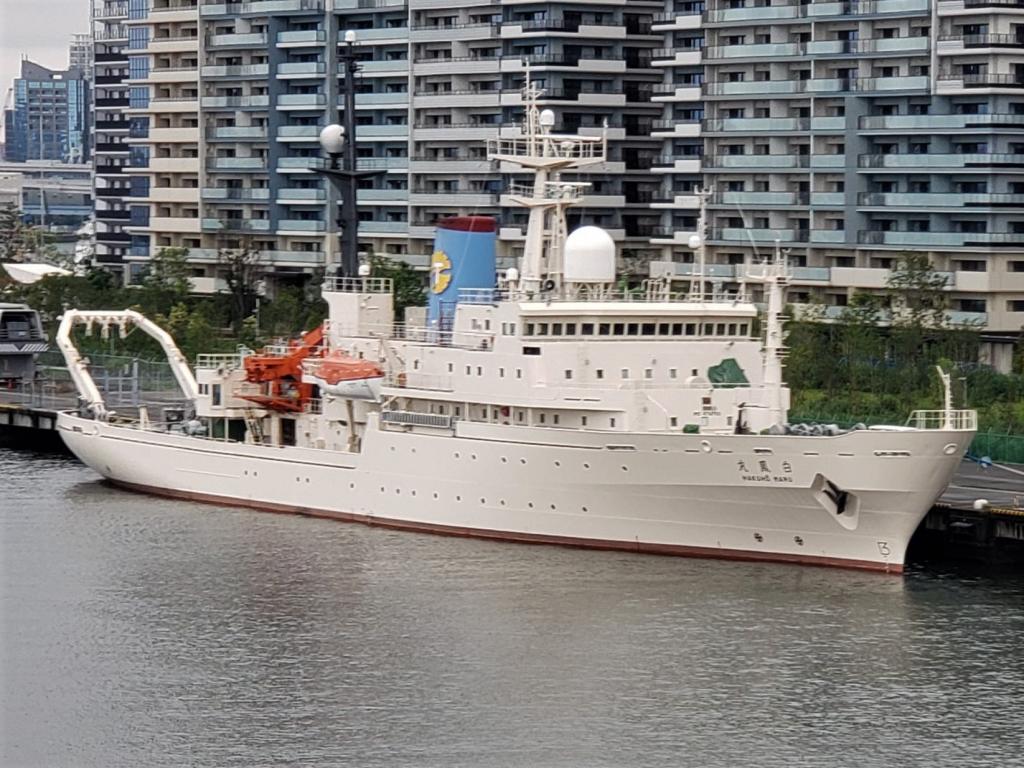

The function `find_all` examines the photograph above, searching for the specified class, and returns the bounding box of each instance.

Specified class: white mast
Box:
[746,244,791,427]
[487,65,607,296]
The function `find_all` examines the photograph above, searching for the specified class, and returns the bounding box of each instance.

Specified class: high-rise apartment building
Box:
[70,34,96,80]
[121,0,664,286]
[2,60,90,164]
[674,0,1024,367]
[92,0,132,271]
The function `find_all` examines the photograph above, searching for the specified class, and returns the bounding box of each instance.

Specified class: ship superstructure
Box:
[55,78,977,573]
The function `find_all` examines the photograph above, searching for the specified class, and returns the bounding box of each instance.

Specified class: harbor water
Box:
[2,447,1023,768]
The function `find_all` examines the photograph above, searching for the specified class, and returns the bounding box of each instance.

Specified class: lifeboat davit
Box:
[303,351,385,401]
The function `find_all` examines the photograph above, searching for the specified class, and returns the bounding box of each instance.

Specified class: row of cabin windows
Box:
[522,321,750,338]
[426,401,618,429]
[411,360,705,382]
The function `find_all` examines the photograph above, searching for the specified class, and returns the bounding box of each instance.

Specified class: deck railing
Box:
[905,410,978,431]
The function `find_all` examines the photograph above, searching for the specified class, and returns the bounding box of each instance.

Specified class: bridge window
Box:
[565,323,577,335]
[537,323,548,336]
[525,323,535,335]
[613,323,625,335]
[659,323,670,335]
[740,323,749,335]
[717,323,726,335]
[642,323,656,335]
[599,323,611,335]
[627,323,639,336]
[596,369,604,379]
[645,368,653,379]
[564,369,573,380]
[212,384,221,406]
[728,323,737,335]
[670,368,678,379]
[703,323,714,335]
[685,323,695,335]
[621,368,629,379]
[552,323,563,335]
[582,322,594,335]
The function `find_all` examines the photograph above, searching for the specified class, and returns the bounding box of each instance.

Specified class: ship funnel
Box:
[428,216,497,331]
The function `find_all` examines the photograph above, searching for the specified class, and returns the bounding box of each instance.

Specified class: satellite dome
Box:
[564,226,616,283]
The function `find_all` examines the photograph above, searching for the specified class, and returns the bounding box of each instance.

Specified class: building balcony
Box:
[412,21,499,42]
[202,218,272,233]
[276,30,327,46]
[276,188,326,203]
[703,117,845,133]
[207,32,269,48]
[207,126,267,141]
[858,230,1024,247]
[202,187,271,202]
[277,62,326,78]
[936,73,1024,93]
[412,90,496,108]
[276,125,320,142]
[206,157,265,171]
[652,11,702,31]
[859,113,1024,131]
[145,187,201,203]
[200,95,270,109]
[147,156,199,172]
[277,219,325,232]
[201,63,270,79]
[651,83,703,102]
[358,220,409,235]
[201,0,324,16]
[357,59,410,75]
[148,216,201,234]
[858,152,1024,169]
[141,36,199,54]
[413,56,500,76]
[144,126,200,143]
[858,192,1024,207]
[276,93,327,109]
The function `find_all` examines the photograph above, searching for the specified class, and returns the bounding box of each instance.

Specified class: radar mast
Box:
[487,66,608,296]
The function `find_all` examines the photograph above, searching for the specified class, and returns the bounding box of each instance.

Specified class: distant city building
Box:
[69,34,95,81]
[90,0,131,272]
[3,60,91,164]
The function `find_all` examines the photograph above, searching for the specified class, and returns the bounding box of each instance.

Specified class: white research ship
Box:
[56,80,977,574]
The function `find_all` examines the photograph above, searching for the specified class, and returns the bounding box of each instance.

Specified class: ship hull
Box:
[57,412,973,573]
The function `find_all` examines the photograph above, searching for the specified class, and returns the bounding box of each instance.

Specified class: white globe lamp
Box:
[319,124,345,156]
[688,233,703,251]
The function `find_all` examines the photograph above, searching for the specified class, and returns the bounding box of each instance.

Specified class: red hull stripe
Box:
[108,479,903,575]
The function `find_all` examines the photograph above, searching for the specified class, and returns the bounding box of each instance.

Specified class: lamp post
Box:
[317,30,378,279]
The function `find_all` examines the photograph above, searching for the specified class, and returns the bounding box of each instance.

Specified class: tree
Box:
[887,252,949,330]
[367,253,426,321]
[837,291,885,394]
[133,247,191,318]
[0,202,27,260]
[217,241,264,333]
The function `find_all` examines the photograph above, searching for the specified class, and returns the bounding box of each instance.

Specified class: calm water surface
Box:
[2,448,1023,768]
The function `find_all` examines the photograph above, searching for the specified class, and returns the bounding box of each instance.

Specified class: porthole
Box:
[380,487,385,493]
[528,502,534,509]
[583,463,590,470]
[554,461,561,467]
[411,490,417,497]
[501,457,508,463]
[350,483,355,489]
[700,440,712,453]
[621,465,628,472]
[454,452,460,459]
[520,458,527,465]
[550,503,557,510]
[480,498,486,504]
[433,492,438,500]
[472,454,477,461]
[943,443,958,455]
[582,506,588,513]
[456,495,462,502]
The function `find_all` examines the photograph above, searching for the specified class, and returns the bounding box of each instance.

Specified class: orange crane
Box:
[239,325,325,412]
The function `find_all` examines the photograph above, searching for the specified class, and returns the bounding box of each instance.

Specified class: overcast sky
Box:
[1,0,90,106]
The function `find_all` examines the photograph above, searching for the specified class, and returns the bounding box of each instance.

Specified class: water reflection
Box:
[3,449,1022,767]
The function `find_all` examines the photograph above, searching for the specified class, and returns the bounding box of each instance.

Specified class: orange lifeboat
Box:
[303,350,385,402]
